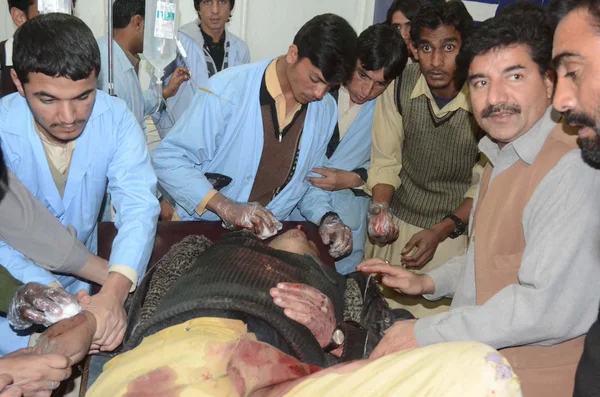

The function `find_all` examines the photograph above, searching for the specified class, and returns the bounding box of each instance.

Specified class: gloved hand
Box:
[214,197,282,240]
[319,213,352,258]
[7,283,81,330]
[367,202,399,244]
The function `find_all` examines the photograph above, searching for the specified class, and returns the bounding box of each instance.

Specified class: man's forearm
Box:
[0,171,91,274]
[99,272,132,304]
[430,198,473,242]
[205,191,228,214]
[73,254,109,286]
[371,184,395,205]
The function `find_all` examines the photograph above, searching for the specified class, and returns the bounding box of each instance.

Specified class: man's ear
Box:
[286,44,299,65]
[10,69,26,97]
[132,14,144,32]
[9,7,28,28]
[410,41,419,61]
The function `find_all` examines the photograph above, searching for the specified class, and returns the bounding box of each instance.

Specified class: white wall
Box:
[241,0,375,62]
[1,0,375,87]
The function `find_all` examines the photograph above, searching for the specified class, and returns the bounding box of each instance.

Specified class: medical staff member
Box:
[97,0,190,135]
[152,14,356,258]
[290,24,408,274]
[153,0,250,137]
[0,13,159,355]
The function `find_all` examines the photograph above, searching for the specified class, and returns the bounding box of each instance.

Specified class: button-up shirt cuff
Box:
[195,189,219,216]
[364,173,400,196]
[108,265,139,292]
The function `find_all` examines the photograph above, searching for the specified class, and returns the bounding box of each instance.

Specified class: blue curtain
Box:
[375,0,550,26]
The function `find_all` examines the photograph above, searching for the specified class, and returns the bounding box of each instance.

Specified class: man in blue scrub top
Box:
[153,0,251,137]
[153,14,357,258]
[295,24,409,274]
[0,14,159,356]
[97,0,190,135]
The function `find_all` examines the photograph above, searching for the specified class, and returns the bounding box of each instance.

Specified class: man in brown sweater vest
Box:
[153,15,357,259]
[358,4,600,396]
[552,0,600,395]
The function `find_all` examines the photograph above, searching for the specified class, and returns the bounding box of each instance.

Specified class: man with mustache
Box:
[365,0,483,317]
[551,0,600,394]
[357,3,600,396]
[0,14,159,357]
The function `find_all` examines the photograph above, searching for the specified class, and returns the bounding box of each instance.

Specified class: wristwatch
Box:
[323,323,345,352]
[443,214,467,239]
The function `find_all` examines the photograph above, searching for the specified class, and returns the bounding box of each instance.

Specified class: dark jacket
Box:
[574,306,600,397]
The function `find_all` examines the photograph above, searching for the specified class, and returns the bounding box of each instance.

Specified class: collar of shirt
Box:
[337,85,362,139]
[409,73,472,115]
[479,106,556,169]
[200,26,225,48]
[4,38,13,67]
[118,43,141,75]
[265,58,302,131]
[33,121,76,174]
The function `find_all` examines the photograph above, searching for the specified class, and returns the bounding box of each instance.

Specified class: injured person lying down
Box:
[32,229,522,397]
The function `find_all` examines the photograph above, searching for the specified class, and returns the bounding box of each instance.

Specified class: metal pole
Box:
[107,0,115,96]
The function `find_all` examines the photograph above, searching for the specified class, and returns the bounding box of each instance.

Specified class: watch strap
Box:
[443,214,466,238]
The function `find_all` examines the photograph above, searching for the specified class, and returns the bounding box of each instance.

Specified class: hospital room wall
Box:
[1,0,375,89]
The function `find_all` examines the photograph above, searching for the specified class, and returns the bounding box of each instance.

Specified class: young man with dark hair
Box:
[366,0,482,317]
[290,23,409,274]
[551,0,600,394]
[0,13,159,356]
[154,0,250,136]
[360,3,600,395]
[153,14,356,259]
[97,0,189,134]
[0,0,76,98]
[386,0,423,58]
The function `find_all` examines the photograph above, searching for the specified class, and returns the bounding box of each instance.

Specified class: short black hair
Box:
[293,14,358,86]
[193,0,235,12]
[549,0,600,29]
[386,0,424,23]
[113,0,145,29]
[13,13,100,84]
[7,0,33,12]
[7,0,77,12]
[358,23,408,81]
[457,1,553,82]
[409,0,474,46]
